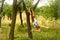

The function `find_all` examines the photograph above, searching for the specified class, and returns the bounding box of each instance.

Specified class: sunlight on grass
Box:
[1,13,60,40]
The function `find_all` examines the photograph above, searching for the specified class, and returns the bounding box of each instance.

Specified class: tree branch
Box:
[33,0,40,10]
[22,0,33,39]
[17,0,22,7]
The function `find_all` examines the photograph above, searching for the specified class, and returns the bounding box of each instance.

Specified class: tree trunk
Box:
[0,7,2,28]
[9,0,17,40]
[19,11,24,27]
[0,0,5,28]
[0,17,1,28]
[57,0,60,18]
[22,0,32,40]
[26,11,32,40]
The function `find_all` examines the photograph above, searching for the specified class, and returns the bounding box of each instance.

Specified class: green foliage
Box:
[34,7,41,16]
[3,3,13,19]
[34,0,58,19]
[24,0,33,8]
[17,0,34,12]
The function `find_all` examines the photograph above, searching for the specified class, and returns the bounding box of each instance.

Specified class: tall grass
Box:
[1,14,60,40]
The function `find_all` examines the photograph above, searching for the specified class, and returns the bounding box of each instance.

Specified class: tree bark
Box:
[0,17,1,28]
[22,0,32,40]
[26,12,32,40]
[57,0,60,18]
[9,0,17,40]
[19,11,24,27]
[0,0,5,28]
[17,0,24,27]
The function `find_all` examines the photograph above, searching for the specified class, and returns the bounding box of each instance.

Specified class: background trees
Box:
[34,0,59,20]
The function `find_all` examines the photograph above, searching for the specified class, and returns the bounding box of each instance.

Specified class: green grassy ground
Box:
[0,15,60,40]
[0,19,60,40]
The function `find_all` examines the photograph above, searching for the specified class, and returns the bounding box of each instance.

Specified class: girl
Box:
[30,7,40,32]
[33,16,40,32]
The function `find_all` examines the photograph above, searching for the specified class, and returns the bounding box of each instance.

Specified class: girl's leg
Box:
[35,28,40,32]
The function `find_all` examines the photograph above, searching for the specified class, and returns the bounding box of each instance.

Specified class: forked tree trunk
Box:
[22,0,32,40]
[9,0,17,40]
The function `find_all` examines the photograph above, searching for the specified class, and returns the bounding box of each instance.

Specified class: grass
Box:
[0,14,60,40]
[1,21,60,40]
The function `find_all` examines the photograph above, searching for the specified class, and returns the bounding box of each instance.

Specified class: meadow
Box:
[0,13,60,40]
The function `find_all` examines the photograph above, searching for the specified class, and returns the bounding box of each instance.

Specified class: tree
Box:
[22,0,33,40]
[19,11,24,27]
[17,0,24,27]
[57,0,60,18]
[9,0,17,40]
[48,0,58,19]
[0,0,5,28]
[17,0,40,27]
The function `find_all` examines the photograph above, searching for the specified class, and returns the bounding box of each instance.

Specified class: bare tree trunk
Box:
[9,0,17,40]
[19,11,24,27]
[0,0,5,28]
[0,17,1,28]
[22,0,32,40]
[57,0,60,18]
[17,0,24,27]
[26,12,32,40]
